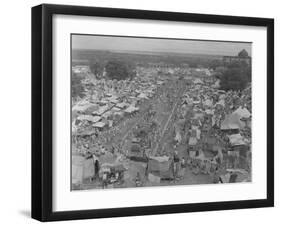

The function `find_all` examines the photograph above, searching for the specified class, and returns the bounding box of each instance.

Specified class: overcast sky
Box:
[72,35,251,56]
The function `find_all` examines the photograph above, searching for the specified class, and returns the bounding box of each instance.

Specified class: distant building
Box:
[223,49,251,66]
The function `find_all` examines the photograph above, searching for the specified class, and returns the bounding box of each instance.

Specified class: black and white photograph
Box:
[71,34,252,190]
[29,3,274,222]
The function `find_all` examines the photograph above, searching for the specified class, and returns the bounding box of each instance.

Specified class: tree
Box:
[219,68,248,91]
[209,59,223,70]
[89,60,105,79]
[238,49,249,58]
[71,72,85,99]
[188,61,198,68]
[105,60,136,80]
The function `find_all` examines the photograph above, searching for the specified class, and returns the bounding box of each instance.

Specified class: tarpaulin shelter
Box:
[220,169,250,183]
[93,121,106,129]
[193,78,204,84]
[128,143,147,162]
[75,129,96,137]
[77,115,101,123]
[147,156,173,179]
[115,102,128,109]
[202,135,217,150]
[204,99,213,107]
[138,93,149,99]
[83,104,99,115]
[220,113,245,130]
[212,80,220,88]
[148,173,161,183]
[72,155,95,184]
[233,106,251,119]
[124,105,139,114]
[99,152,116,165]
[92,105,111,116]
[227,133,247,146]
[216,99,225,107]
[72,102,94,113]
[188,137,198,146]
[205,109,214,115]
[100,162,126,173]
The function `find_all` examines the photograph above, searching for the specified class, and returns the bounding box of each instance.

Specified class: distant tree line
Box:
[213,60,251,91]
[84,49,251,91]
[105,60,136,80]
[89,59,136,81]
[71,72,85,100]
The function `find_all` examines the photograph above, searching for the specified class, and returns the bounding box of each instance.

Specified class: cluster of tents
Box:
[221,106,251,131]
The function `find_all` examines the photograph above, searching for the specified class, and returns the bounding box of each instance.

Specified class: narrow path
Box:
[119,85,167,146]
[152,83,187,155]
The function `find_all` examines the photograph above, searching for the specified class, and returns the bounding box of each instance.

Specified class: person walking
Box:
[102,172,108,189]
[94,159,100,180]
[179,157,186,179]
[173,150,180,180]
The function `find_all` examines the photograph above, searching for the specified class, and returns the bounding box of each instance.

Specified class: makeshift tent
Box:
[216,99,225,107]
[205,109,214,115]
[111,107,121,112]
[212,80,220,88]
[202,136,217,148]
[102,111,113,119]
[174,131,182,143]
[77,115,101,123]
[72,102,93,113]
[148,173,161,183]
[93,121,106,129]
[193,100,201,105]
[72,155,95,184]
[92,105,110,116]
[76,129,96,137]
[107,120,113,127]
[111,163,126,172]
[124,105,139,113]
[138,93,149,99]
[106,96,119,104]
[100,162,126,173]
[115,102,128,109]
[220,169,250,183]
[193,78,203,84]
[128,144,147,162]
[188,137,198,146]
[227,133,247,146]
[98,100,109,106]
[220,113,245,130]
[193,112,204,119]
[233,106,251,119]
[204,99,213,107]
[99,152,116,164]
[83,104,99,115]
[147,156,173,179]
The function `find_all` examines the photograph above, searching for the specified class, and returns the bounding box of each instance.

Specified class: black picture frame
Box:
[32,3,274,222]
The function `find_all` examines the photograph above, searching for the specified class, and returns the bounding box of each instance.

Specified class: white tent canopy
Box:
[227,133,247,146]
[124,105,139,113]
[77,115,101,123]
[93,121,106,128]
[221,113,245,130]
[233,106,251,119]
[194,78,203,84]
[72,155,95,184]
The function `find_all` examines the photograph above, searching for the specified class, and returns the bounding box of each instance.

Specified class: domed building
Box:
[238,49,249,58]
[223,49,251,66]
